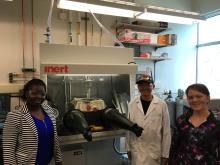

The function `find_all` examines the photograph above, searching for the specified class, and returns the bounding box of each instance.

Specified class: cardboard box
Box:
[157,34,177,45]
[118,29,158,44]
[117,29,134,41]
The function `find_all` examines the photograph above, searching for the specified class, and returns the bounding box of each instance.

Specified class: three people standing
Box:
[3,77,220,165]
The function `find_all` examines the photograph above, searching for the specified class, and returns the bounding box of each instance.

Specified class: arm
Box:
[3,111,19,164]
[168,120,181,164]
[161,103,171,160]
[44,105,63,164]
[216,125,220,163]
[161,157,169,165]
[53,120,63,164]
[54,133,63,164]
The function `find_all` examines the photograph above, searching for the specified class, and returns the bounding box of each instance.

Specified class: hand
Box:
[161,157,168,165]
[127,151,132,161]
[130,124,143,137]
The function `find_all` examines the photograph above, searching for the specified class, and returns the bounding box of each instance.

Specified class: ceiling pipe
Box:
[45,0,55,43]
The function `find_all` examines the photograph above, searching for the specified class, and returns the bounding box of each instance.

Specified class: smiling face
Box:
[26,85,46,107]
[187,89,210,112]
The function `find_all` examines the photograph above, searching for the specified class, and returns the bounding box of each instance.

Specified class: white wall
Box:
[0,0,116,85]
[0,0,204,98]
[0,0,23,84]
[155,23,197,95]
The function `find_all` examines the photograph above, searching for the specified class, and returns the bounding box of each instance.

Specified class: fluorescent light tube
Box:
[57,0,205,25]
[57,0,142,18]
[137,12,197,25]
[137,7,205,25]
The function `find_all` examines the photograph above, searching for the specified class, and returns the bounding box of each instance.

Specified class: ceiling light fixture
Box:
[135,6,205,25]
[57,0,206,24]
[57,0,143,18]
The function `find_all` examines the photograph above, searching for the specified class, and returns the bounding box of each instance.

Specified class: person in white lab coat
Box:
[127,74,171,165]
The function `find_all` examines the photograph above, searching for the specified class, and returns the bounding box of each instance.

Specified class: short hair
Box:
[22,78,46,101]
[185,83,210,97]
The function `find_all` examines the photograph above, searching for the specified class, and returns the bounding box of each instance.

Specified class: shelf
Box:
[116,23,168,34]
[121,41,169,48]
[134,56,171,62]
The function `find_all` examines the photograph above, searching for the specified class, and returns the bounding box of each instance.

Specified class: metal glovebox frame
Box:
[40,43,138,145]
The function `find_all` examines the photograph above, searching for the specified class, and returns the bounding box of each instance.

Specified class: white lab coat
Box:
[127,95,171,165]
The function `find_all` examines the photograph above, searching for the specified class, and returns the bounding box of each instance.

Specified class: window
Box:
[198,15,220,98]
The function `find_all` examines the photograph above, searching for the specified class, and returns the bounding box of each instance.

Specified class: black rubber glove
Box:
[130,124,143,137]
[83,129,92,142]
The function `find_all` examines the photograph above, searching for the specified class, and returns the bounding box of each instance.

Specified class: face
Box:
[138,83,154,98]
[26,85,46,107]
[187,89,210,112]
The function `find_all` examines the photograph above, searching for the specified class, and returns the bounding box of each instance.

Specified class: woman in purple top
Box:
[169,83,220,165]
